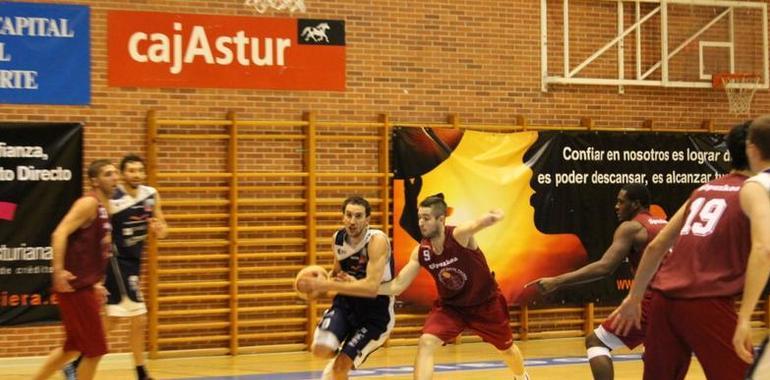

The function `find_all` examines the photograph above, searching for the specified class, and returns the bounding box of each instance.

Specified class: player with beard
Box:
[64,154,167,380]
[378,194,529,380]
[297,196,395,380]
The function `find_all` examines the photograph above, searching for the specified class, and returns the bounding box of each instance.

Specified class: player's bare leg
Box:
[414,333,443,380]
[33,348,80,380]
[498,343,529,379]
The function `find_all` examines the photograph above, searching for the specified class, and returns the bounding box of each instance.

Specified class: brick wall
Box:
[1,0,769,358]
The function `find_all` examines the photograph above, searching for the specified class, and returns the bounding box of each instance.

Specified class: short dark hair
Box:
[120,154,145,172]
[419,193,448,217]
[749,116,770,161]
[726,121,750,170]
[621,183,650,208]
[87,159,113,180]
[342,195,371,216]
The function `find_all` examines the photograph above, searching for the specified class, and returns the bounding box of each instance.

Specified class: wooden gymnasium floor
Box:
[9,334,761,380]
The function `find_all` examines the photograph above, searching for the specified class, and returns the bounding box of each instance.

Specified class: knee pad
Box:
[312,329,341,355]
[587,346,611,360]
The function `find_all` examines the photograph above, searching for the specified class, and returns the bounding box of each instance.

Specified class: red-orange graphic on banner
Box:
[107,11,345,90]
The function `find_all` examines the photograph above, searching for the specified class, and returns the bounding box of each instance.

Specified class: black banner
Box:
[0,123,82,325]
[393,129,730,306]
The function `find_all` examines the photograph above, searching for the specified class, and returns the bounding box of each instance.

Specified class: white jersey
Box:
[332,227,394,283]
[745,169,770,192]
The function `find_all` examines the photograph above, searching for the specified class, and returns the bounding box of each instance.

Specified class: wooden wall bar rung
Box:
[238,238,307,245]
[238,265,304,273]
[157,134,230,140]
[237,225,306,232]
[169,227,230,233]
[236,172,308,178]
[237,134,306,140]
[239,186,307,191]
[159,322,230,331]
[158,295,229,302]
[236,252,307,259]
[234,120,309,127]
[238,212,308,218]
[158,254,229,262]
[238,199,306,205]
[159,186,230,192]
[159,336,230,344]
[159,267,229,275]
[163,200,230,207]
[237,278,293,286]
[159,308,230,317]
[159,172,233,179]
[156,119,232,126]
[315,135,383,141]
[164,213,229,220]
[238,318,306,327]
[157,281,230,289]
[238,332,307,340]
[158,240,229,248]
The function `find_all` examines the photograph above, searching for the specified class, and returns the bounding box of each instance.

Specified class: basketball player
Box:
[527,183,666,380]
[378,194,529,380]
[32,160,117,380]
[64,154,167,380]
[296,196,394,380]
[732,116,770,380]
[611,122,753,379]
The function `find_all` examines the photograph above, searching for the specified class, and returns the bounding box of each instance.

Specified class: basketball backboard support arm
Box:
[540,0,769,93]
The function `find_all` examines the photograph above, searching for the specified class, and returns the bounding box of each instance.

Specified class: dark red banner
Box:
[107,11,345,90]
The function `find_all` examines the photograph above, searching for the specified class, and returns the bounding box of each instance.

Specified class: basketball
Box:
[293,265,329,300]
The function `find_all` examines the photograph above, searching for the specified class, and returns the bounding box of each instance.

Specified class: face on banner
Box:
[393,129,730,306]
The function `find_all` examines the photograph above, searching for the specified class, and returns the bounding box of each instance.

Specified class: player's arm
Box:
[314,234,389,298]
[150,192,168,239]
[50,197,98,292]
[378,246,421,296]
[733,182,770,363]
[452,208,504,248]
[610,202,688,335]
[528,221,641,294]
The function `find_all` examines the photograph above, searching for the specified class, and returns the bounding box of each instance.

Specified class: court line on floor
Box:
[176,354,643,380]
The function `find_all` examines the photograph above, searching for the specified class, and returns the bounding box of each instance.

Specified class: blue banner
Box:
[0,2,90,105]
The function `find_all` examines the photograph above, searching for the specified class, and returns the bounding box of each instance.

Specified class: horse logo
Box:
[301,22,331,43]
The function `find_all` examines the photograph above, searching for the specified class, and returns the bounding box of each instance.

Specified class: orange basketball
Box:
[293,265,329,300]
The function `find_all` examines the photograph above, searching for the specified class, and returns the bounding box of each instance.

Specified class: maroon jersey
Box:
[64,193,112,290]
[628,211,667,274]
[418,226,498,307]
[651,173,750,298]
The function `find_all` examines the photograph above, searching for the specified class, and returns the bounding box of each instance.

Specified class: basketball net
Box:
[716,74,761,116]
[244,0,306,13]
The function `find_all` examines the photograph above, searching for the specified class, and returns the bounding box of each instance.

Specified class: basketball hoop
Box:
[244,0,306,13]
[712,73,761,116]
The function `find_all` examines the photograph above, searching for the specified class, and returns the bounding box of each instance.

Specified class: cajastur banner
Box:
[107,11,345,91]
[0,123,82,325]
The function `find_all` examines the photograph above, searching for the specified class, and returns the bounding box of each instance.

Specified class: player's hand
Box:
[93,283,109,305]
[524,277,557,294]
[608,295,642,336]
[332,271,355,282]
[149,217,168,239]
[297,275,324,293]
[52,270,76,293]
[732,319,755,364]
[488,209,504,223]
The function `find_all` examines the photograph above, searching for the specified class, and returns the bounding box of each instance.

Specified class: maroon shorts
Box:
[642,291,748,380]
[422,292,513,350]
[57,287,108,358]
[600,289,652,349]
